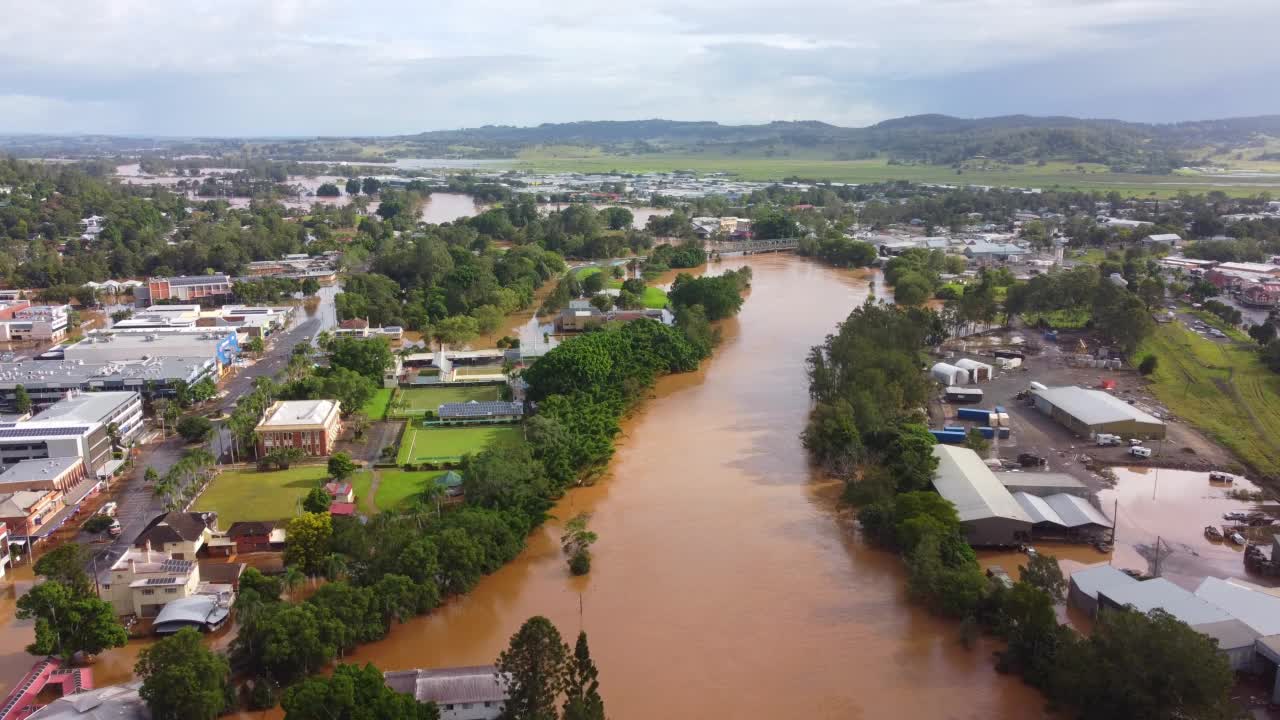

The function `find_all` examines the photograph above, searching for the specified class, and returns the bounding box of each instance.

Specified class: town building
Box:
[0,488,65,543]
[0,457,90,493]
[963,240,1031,262]
[101,544,234,619]
[255,399,343,456]
[61,330,239,373]
[1030,386,1166,439]
[1240,282,1280,308]
[334,318,405,340]
[133,511,219,559]
[384,666,511,720]
[111,304,202,330]
[0,356,217,411]
[140,274,233,304]
[1141,233,1182,246]
[7,661,101,720]
[31,391,144,446]
[0,421,113,478]
[0,305,70,342]
[437,401,524,423]
[930,445,1033,546]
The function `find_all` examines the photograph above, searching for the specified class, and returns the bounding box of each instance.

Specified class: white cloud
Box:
[0,0,1276,134]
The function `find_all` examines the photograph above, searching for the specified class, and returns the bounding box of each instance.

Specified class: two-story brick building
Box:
[255,400,342,456]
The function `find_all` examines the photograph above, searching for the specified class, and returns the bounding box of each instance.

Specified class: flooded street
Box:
[344,254,1046,719]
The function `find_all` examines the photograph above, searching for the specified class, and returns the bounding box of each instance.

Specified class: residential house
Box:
[101,545,229,618]
[255,400,343,456]
[324,482,354,503]
[225,520,285,554]
[133,511,219,559]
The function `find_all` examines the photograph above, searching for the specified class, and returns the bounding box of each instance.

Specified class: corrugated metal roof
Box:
[1100,578,1232,626]
[1191,619,1259,651]
[1044,493,1111,528]
[1032,386,1165,428]
[384,666,511,705]
[437,401,523,419]
[932,445,1032,524]
[1194,577,1280,636]
[1069,563,1137,600]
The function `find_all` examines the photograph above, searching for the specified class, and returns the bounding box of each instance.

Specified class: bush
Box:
[82,514,115,533]
[176,415,213,443]
[1138,354,1158,375]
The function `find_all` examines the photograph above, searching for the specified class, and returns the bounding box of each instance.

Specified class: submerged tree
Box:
[560,513,598,576]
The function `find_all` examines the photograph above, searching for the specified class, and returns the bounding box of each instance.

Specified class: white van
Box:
[1129,446,1153,458]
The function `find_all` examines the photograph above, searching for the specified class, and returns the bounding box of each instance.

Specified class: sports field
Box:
[193,466,327,525]
[389,385,501,416]
[396,424,521,464]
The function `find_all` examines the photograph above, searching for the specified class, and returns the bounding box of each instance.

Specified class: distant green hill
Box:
[7,114,1280,176]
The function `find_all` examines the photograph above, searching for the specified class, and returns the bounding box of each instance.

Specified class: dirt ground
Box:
[934,327,1240,496]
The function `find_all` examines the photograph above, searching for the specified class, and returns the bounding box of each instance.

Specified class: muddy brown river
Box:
[343,254,1046,718]
[1,255,1046,718]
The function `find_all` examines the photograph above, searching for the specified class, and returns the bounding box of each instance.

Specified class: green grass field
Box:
[1135,324,1280,477]
[350,470,376,514]
[396,425,521,464]
[389,385,501,416]
[573,266,668,308]
[360,388,393,420]
[193,466,327,525]
[374,469,446,511]
[513,147,1280,198]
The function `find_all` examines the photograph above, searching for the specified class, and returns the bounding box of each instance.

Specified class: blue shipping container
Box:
[943,425,965,432]
[956,407,994,421]
[977,426,996,439]
[930,430,967,444]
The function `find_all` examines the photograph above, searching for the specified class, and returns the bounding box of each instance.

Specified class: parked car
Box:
[98,501,117,517]
[107,519,122,537]
[1128,438,1143,447]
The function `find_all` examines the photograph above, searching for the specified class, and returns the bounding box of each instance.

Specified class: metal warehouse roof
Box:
[1069,564,1137,600]
[384,665,511,705]
[998,472,1086,490]
[152,595,229,632]
[437,401,524,419]
[1032,386,1165,427]
[1099,578,1232,626]
[1191,619,1260,651]
[931,445,1032,524]
[1012,492,1111,528]
[1194,577,1280,636]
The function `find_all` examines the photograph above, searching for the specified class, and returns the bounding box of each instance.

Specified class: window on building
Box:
[165,588,177,594]
[142,589,155,595]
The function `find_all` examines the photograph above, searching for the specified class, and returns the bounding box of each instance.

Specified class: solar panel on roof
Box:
[160,559,192,573]
[144,576,179,586]
[0,426,91,439]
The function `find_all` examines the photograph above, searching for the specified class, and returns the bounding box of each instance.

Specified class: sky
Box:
[2,0,1279,136]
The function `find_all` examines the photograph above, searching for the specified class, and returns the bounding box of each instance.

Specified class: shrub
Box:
[1138,354,1158,375]
[569,550,591,576]
[83,514,115,533]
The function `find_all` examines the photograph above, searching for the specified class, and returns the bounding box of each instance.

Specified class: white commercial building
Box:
[384,666,511,720]
[0,305,70,342]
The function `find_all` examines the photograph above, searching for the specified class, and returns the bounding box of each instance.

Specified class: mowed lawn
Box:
[1135,323,1280,477]
[350,470,376,514]
[397,425,521,464]
[193,466,327,525]
[360,388,393,420]
[374,469,446,511]
[391,385,500,415]
[574,266,668,308]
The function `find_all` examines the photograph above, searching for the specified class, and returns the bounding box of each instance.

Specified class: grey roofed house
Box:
[931,445,1032,546]
[437,401,524,420]
[384,665,511,706]
[26,682,148,720]
[151,595,230,635]
[1011,492,1111,529]
[133,511,217,549]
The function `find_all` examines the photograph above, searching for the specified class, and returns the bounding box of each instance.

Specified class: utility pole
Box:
[1153,536,1163,577]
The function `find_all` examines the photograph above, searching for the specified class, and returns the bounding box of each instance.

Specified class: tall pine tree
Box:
[562,631,605,720]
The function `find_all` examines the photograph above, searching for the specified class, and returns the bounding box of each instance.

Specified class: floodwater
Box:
[1101,467,1279,588]
[420,193,485,225]
[343,254,1047,719]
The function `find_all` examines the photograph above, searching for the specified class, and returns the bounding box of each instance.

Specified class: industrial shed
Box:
[998,472,1088,498]
[954,358,993,383]
[931,445,1032,546]
[1011,492,1112,538]
[1068,563,1137,617]
[1031,386,1166,439]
